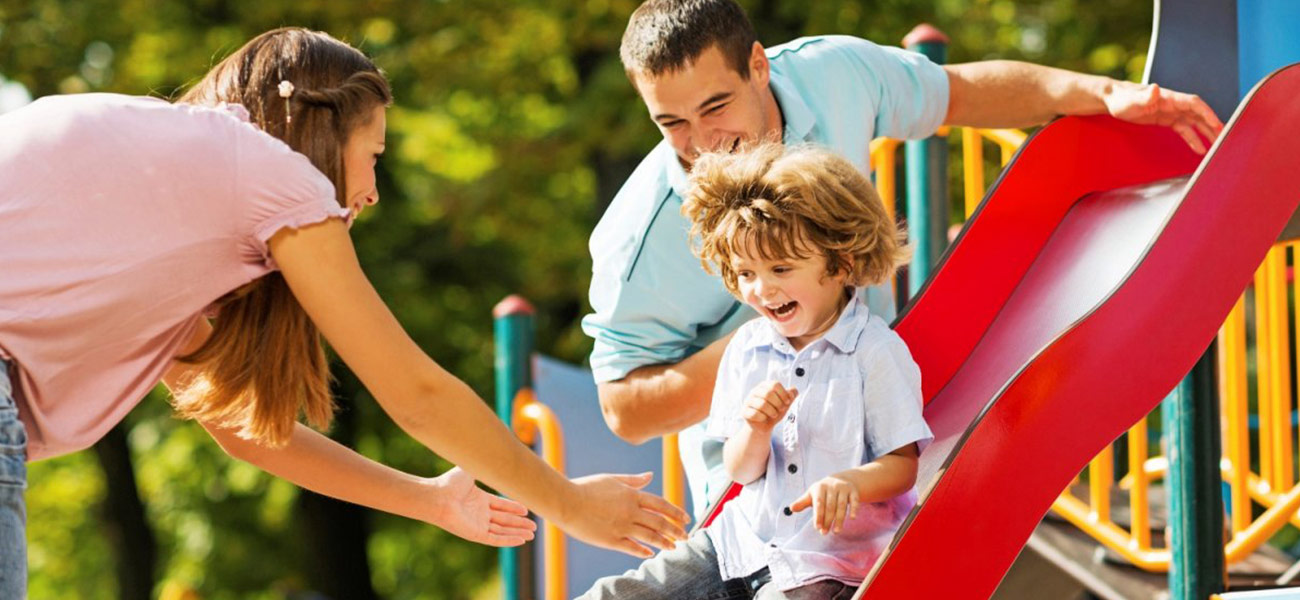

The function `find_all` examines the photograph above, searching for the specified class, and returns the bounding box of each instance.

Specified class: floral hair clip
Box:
[278,80,294,125]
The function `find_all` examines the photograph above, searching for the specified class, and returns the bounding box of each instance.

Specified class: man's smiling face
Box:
[633,43,779,168]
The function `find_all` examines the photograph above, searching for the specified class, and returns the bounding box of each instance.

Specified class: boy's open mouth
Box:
[768,300,798,320]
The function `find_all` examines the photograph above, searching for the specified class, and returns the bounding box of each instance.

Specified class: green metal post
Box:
[494,295,536,600]
[902,24,950,297]
[1163,344,1225,600]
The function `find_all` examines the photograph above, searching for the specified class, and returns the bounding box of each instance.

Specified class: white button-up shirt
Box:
[704,298,932,590]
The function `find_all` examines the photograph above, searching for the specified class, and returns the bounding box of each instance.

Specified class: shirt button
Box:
[786,413,795,423]
[783,506,793,516]
[795,367,805,377]
[788,464,798,474]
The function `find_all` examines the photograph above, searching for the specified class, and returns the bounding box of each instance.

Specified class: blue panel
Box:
[531,355,698,595]
[1238,0,1300,98]
[1147,0,1239,121]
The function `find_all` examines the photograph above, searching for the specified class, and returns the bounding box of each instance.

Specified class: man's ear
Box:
[748,42,770,85]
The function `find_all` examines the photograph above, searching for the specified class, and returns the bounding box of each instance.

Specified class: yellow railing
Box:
[512,388,567,600]
[1054,244,1300,572]
[662,433,685,510]
[870,126,1300,573]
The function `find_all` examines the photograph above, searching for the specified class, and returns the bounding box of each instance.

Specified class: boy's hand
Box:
[741,380,797,433]
[791,471,860,535]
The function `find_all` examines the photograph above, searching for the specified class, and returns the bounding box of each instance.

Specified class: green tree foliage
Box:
[0,0,1155,597]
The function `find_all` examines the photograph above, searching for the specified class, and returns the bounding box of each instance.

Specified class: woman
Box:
[0,27,687,595]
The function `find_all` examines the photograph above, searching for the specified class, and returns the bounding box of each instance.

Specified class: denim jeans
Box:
[577,532,856,600]
[0,360,27,599]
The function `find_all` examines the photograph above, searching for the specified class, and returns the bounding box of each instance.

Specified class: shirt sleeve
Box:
[582,156,741,383]
[230,118,349,268]
[860,332,933,459]
[704,329,750,440]
[826,35,950,141]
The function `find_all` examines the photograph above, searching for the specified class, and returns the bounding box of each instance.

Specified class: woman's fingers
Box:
[489,511,537,533]
[639,491,691,529]
[484,533,530,547]
[612,537,654,559]
[488,522,536,541]
[631,523,678,553]
[488,495,531,516]
[634,499,689,542]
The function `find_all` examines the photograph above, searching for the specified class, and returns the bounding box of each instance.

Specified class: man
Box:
[583,0,1223,517]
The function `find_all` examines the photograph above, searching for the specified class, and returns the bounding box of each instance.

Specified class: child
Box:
[580,142,931,599]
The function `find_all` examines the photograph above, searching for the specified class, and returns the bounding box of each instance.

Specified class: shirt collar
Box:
[770,70,816,143]
[664,142,690,199]
[745,292,869,355]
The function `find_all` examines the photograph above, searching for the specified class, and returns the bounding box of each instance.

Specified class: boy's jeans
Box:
[0,360,27,599]
[577,532,855,600]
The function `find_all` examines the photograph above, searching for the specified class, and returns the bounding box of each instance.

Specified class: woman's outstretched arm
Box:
[269,219,688,557]
[162,321,536,547]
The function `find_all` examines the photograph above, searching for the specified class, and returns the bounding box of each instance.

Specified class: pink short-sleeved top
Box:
[0,93,350,461]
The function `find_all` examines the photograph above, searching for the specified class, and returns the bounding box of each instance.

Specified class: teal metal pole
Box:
[494,295,536,600]
[1163,345,1225,600]
[902,24,950,297]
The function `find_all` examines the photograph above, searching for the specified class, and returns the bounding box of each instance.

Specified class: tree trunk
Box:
[92,424,156,600]
[297,378,380,600]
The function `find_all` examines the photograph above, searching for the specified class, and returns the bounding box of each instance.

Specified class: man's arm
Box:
[597,333,732,444]
[943,60,1223,153]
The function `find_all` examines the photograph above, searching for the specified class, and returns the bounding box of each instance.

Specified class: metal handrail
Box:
[512,388,567,600]
[662,434,686,510]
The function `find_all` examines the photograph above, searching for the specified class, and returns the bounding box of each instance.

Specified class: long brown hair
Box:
[173,28,392,447]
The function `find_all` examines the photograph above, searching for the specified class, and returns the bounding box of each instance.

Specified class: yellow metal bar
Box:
[1237,470,1300,530]
[1051,492,1171,571]
[512,389,567,600]
[1127,417,1151,550]
[976,128,1026,166]
[1254,261,1275,488]
[1220,297,1253,535]
[869,138,900,221]
[979,128,1028,150]
[961,128,984,218]
[1225,477,1300,563]
[1267,247,1292,491]
[1088,445,1114,525]
[662,434,685,510]
[869,137,900,297]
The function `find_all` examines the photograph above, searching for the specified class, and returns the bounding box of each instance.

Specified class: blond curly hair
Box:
[682,142,909,297]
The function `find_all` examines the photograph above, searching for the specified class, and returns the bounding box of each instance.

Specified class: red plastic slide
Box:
[855,64,1300,598]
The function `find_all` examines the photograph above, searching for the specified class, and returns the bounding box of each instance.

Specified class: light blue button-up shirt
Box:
[703,299,932,590]
[583,35,949,517]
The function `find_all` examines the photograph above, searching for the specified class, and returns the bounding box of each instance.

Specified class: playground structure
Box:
[495,2,1300,599]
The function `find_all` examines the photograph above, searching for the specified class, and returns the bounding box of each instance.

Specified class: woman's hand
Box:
[429,467,536,547]
[558,472,690,558]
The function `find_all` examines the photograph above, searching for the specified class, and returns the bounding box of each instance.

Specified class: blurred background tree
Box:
[0,0,1154,598]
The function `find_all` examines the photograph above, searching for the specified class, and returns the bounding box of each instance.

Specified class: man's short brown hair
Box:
[620,0,758,81]
[682,142,911,298]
